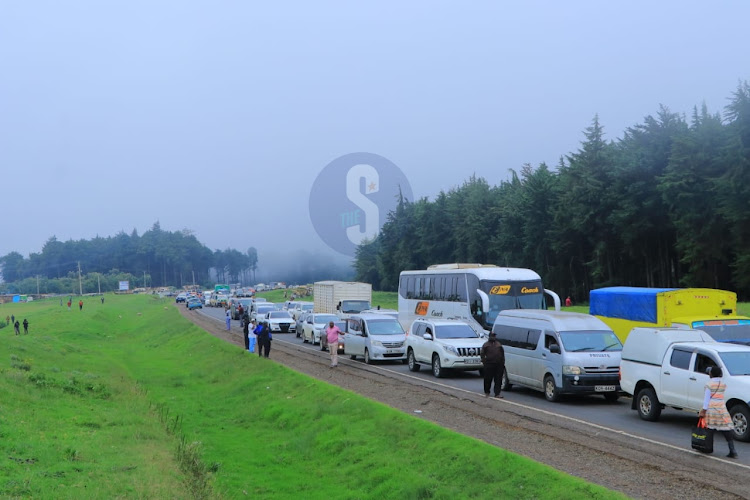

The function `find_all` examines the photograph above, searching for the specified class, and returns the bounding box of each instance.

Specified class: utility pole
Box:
[36,275,40,297]
[143,271,147,289]
[97,273,101,294]
[78,262,83,295]
[192,270,196,289]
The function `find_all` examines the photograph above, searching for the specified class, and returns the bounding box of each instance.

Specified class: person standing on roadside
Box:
[101,296,105,304]
[225,309,231,331]
[480,331,505,398]
[242,313,251,351]
[22,318,28,335]
[256,321,271,358]
[325,321,341,368]
[14,320,20,335]
[699,366,738,458]
[248,319,257,353]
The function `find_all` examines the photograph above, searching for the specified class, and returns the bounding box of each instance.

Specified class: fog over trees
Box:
[354,82,750,300]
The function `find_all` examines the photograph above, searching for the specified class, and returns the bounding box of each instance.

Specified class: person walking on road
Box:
[325,321,341,368]
[256,321,272,358]
[22,319,28,335]
[225,309,231,330]
[480,331,505,398]
[14,320,20,335]
[699,366,738,458]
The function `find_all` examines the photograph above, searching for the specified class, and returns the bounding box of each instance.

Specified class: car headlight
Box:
[562,365,584,375]
[371,340,383,347]
[442,344,459,355]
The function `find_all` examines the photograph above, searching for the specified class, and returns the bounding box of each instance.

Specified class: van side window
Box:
[527,329,541,348]
[494,325,537,350]
[413,323,425,337]
[670,349,692,370]
[693,353,717,375]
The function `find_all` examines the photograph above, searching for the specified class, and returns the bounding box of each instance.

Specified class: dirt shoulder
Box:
[178,306,750,499]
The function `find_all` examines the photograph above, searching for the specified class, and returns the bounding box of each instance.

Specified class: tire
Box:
[730,404,750,442]
[635,387,661,421]
[544,374,560,402]
[350,354,357,360]
[603,392,619,403]
[302,334,308,344]
[364,349,373,365]
[501,369,512,391]
[407,349,420,372]
[432,354,445,378]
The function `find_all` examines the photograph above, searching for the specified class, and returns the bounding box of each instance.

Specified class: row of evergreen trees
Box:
[0,222,259,292]
[354,82,750,301]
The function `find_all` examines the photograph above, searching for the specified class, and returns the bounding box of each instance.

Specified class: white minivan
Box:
[343,313,407,364]
[492,310,623,402]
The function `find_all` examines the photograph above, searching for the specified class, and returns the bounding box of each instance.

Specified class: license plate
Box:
[386,349,397,353]
[595,385,616,392]
[465,358,480,364]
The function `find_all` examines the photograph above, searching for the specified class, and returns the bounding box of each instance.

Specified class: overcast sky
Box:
[1,1,748,264]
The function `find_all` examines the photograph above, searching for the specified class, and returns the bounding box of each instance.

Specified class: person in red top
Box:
[565,296,572,307]
[79,299,83,311]
[325,321,342,368]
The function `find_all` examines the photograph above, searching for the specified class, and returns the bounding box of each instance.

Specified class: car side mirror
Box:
[423,333,433,341]
[549,344,561,354]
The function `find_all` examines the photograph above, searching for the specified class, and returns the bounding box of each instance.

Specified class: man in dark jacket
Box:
[480,332,505,398]
[256,321,272,358]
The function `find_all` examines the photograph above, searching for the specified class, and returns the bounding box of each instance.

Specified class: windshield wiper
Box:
[571,347,596,352]
[603,343,621,351]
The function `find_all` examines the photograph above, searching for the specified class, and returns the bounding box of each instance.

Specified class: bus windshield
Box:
[479,280,546,327]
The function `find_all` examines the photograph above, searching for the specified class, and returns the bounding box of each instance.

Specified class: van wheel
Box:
[635,387,661,421]
[364,349,373,365]
[407,350,420,372]
[432,354,444,378]
[730,404,750,441]
[544,375,560,402]
[501,369,512,391]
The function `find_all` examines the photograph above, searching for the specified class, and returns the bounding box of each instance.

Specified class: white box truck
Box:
[314,281,372,318]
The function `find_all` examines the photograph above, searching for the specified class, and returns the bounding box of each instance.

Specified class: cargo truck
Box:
[313,281,372,318]
[589,287,750,344]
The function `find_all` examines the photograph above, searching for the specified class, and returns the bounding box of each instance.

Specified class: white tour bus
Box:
[398,264,560,336]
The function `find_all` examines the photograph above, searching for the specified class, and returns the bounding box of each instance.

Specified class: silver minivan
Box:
[343,313,407,364]
[491,310,623,402]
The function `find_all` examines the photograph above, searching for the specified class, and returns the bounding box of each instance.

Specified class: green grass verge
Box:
[0,295,622,498]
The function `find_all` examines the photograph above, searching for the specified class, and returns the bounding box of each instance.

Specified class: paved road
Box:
[195,304,750,467]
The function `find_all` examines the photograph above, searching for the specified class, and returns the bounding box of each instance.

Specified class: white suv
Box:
[406,318,485,378]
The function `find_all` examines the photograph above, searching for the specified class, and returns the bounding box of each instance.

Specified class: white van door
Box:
[535,332,561,390]
[344,318,365,358]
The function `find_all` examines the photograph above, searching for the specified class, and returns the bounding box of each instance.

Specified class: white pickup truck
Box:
[619,327,750,441]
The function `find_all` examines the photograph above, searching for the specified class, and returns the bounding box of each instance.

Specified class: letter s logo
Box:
[346,164,379,245]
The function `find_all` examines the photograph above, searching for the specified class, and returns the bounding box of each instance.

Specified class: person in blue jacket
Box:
[256,321,272,358]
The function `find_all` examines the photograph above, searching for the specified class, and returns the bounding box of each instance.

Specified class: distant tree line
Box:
[0,222,260,293]
[354,82,750,301]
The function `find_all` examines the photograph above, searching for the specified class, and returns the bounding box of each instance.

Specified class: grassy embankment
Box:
[0,295,622,499]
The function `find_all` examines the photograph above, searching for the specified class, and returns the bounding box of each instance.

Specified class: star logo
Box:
[368,181,377,192]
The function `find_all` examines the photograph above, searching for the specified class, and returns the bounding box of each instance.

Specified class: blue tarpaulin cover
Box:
[589,287,678,323]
